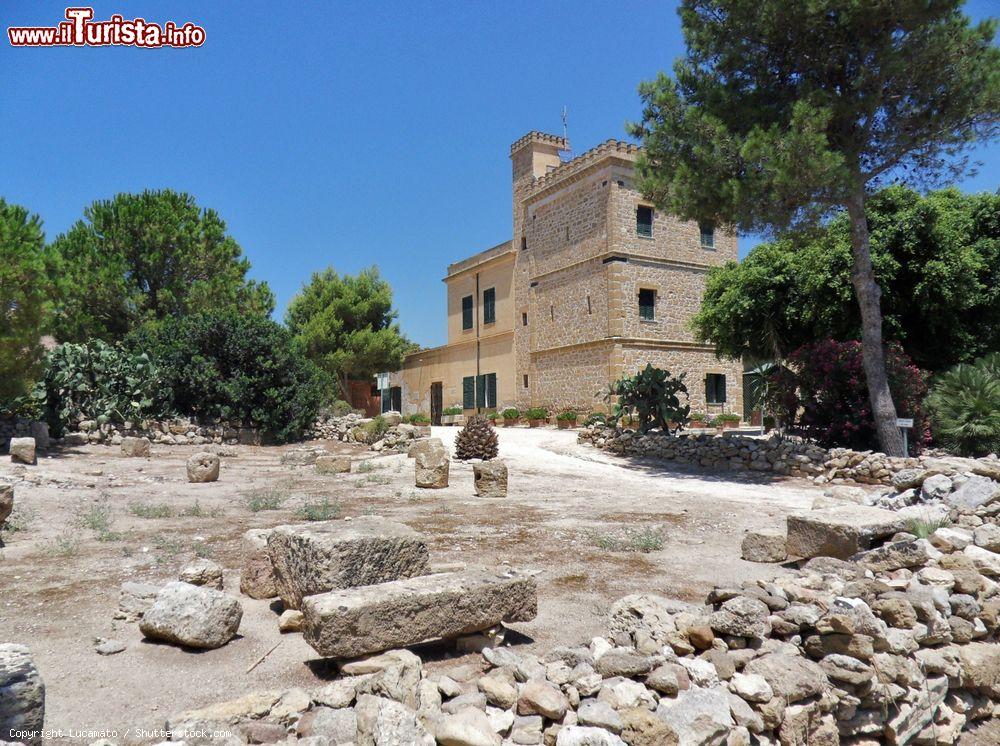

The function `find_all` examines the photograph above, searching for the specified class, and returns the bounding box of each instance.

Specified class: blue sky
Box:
[3,1,997,349]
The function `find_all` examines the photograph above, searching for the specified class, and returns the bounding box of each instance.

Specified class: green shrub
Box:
[329,399,354,417]
[717,413,741,423]
[128,501,174,519]
[605,364,690,434]
[585,412,607,426]
[485,410,499,421]
[352,415,389,444]
[34,340,168,437]
[556,410,578,422]
[926,353,1000,457]
[406,412,430,424]
[689,412,709,424]
[501,408,520,420]
[443,406,463,416]
[128,311,328,443]
[243,482,290,512]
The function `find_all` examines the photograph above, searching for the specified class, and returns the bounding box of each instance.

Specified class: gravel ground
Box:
[0,426,833,741]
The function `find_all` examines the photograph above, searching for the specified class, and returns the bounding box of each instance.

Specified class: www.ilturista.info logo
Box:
[8,7,205,48]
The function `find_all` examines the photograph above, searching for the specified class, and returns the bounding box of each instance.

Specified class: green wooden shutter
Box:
[476,374,486,408]
[487,373,497,408]
[462,376,475,409]
[483,288,496,324]
[462,296,473,329]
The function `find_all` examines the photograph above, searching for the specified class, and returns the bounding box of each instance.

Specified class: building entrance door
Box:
[430,382,443,426]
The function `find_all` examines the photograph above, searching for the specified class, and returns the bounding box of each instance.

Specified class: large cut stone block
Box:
[474,460,508,497]
[786,505,906,560]
[302,567,538,658]
[267,517,429,609]
[139,582,242,649]
[0,644,45,745]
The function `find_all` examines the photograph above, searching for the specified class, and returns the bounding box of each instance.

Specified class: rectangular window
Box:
[462,376,475,409]
[521,236,527,251]
[636,205,653,237]
[483,287,495,325]
[706,373,727,404]
[700,221,715,249]
[638,288,656,321]
[462,295,473,330]
[475,373,497,409]
[522,312,528,326]
[523,374,528,388]
[550,305,554,321]
[587,295,592,314]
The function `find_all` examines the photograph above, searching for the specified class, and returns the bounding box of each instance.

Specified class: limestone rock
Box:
[186,451,220,483]
[281,446,327,465]
[415,446,449,488]
[8,438,35,465]
[743,653,828,704]
[116,581,161,621]
[921,473,953,500]
[0,485,13,530]
[266,517,430,609]
[517,678,568,720]
[474,460,508,498]
[947,475,1000,511]
[139,581,242,649]
[436,707,501,746]
[278,609,304,633]
[355,694,434,746]
[316,455,351,474]
[179,558,224,590]
[0,644,45,745]
[619,707,678,746]
[554,726,627,745]
[120,437,150,457]
[606,594,690,649]
[654,686,733,745]
[303,567,537,659]
[850,538,940,572]
[240,528,277,599]
[740,530,787,563]
[973,523,1000,552]
[408,437,443,459]
[786,505,905,559]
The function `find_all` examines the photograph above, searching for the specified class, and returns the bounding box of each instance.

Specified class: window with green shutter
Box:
[474,373,497,409]
[638,288,655,321]
[462,295,473,330]
[706,373,726,404]
[483,287,495,324]
[462,376,475,408]
[636,205,653,237]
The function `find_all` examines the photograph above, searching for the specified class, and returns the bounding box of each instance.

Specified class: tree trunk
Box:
[846,189,904,457]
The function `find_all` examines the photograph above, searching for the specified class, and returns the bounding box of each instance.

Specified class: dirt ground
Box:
[3,426,837,741]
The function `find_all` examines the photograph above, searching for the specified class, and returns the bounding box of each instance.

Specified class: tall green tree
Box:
[46,189,274,342]
[629,0,999,456]
[0,199,49,404]
[693,187,1000,372]
[285,267,414,399]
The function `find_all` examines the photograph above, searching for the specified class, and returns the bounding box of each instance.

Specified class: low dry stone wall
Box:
[0,419,49,452]
[55,418,246,447]
[579,424,1000,488]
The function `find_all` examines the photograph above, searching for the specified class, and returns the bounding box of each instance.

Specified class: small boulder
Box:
[316,455,351,474]
[435,707,501,746]
[278,609,304,633]
[139,581,242,649]
[517,678,568,720]
[120,437,150,457]
[115,581,161,622]
[415,446,449,489]
[947,475,1000,511]
[921,473,953,501]
[9,438,36,465]
[473,460,508,498]
[186,452,220,483]
[179,558,224,590]
[740,530,787,563]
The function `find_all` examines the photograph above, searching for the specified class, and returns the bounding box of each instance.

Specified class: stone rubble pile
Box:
[307,412,431,454]
[158,537,1000,746]
[579,424,1000,488]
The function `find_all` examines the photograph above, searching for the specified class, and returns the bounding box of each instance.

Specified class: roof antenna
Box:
[560,106,572,161]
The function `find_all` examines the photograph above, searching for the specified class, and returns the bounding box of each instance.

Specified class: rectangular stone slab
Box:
[302,568,538,658]
[266,517,430,609]
[786,505,906,560]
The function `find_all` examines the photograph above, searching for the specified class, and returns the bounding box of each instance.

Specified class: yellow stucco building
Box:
[388,131,743,424]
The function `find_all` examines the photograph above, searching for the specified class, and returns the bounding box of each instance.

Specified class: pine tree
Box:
[454,415,499,461]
